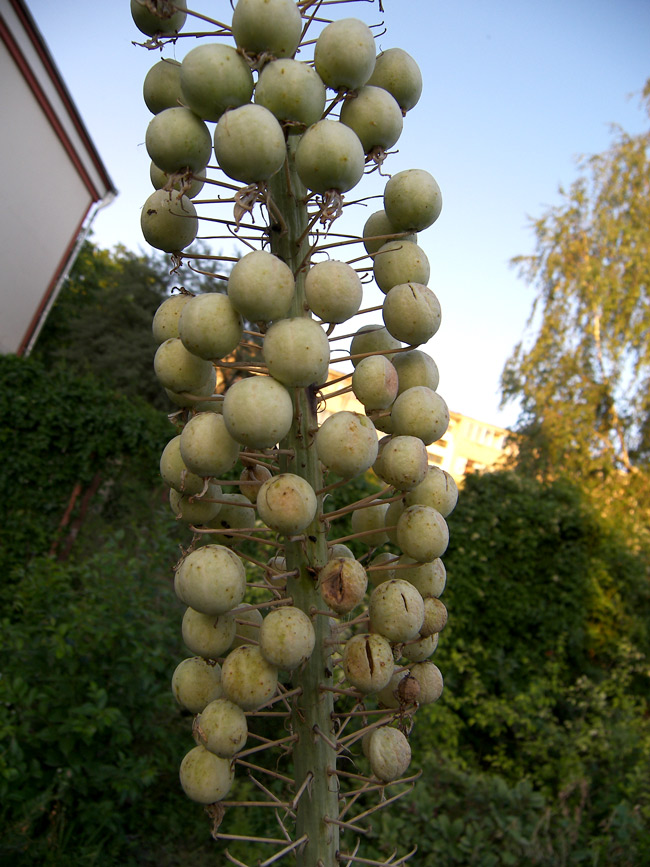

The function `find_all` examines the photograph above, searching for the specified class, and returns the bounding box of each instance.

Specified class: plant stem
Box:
[269,136,339,867]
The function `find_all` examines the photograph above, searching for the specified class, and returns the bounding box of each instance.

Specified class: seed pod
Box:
[314,18,376,90]
[255,58,326,127]
[396,504,449,563]
[317,411,378,478]
[373,240,430,295]
[367,551,397,589]
[256,473,317,535]
[369,579,424,643]
[223,376,294,449]
[153,336,213,394]
[398,556,446,598]
[221,644,278,711]
[152,294,192,343]
[232,0,303,58]
[402,632,439,663]
[239,464,272,504]
[410,660,444,704]
[182,607,236,659]
[263,317,330,387]
[227,250,295,323]
[350,324,401,368]
[178,293,243,361]
[175,545,247,615]
[180,42,254,122]
[131,0,187,37]
[420,597,448,637]
[214,104,286,184]
[375,669,408,709]
[340,85,403,153]
[363,209,416,256]
[319,558,368,615]
[351,355,399,412]
[169,487,222,525]
[384,169,442,233]
[367,47,423,113]
[393,349,440,395]
[404,466,459,517]
[350,499,390,548]
[374,435,428,491]
[382,282,441,347]
[259,606,316,670]
[368,726,412,782]
[196,697,248,758]
[343,633,394,694]
[305,260,363,324]
[180,413,240,478]
[160,435,206,497]
[146,106,212,175]
[204,493,256,547]
[172,657,223,714]
[231,605,263,649]
[179,744,234,804]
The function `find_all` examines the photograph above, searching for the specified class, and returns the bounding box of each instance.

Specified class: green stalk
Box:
[269,137,340,867]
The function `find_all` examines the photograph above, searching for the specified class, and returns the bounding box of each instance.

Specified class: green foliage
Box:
[501,80,650,491]
[0,354,171,572]
[414,471,650,860]
[0,517,212,866]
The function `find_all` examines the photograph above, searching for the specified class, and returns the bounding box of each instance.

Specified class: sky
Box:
[27,0,650,429]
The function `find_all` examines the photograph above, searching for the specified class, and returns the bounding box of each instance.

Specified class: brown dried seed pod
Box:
[319,558,368,614]
[343,633,394,694]
[397,674,421,705]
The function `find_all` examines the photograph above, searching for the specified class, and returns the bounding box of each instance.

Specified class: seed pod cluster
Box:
[133,0,455,859]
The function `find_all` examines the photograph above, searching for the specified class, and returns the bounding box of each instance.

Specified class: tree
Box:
[501,81,650,498]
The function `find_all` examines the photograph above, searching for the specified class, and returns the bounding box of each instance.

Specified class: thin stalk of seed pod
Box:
[327,526,397,545]
[322,486,393,520]
[235,760,293,784]
[235,734,298,760]
[259,836,310,867]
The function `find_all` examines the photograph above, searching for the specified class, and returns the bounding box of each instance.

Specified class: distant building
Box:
[0,0,116,356]
[320,368,514,482]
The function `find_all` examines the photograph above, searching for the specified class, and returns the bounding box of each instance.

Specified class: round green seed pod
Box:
[350,324,401,367]
[329,544,355,560]
[393,349,439,395]
[363,209,416,256]
[232,0,302,58]
[410,660,444,704]
[376,670,409,709]
[180,42,254,122]
[232,604,263,648]
[374,435,428,491]
[420,597,448,637]
[152,294,193,344]
[165,368,217,408]
[382,282,441,347]
[221,644,278,710]
[160,435,206,496]
[197,697,248,758]
[402,631,439,663]
[154,337,213,394]
[368,551,397,588]
[263,317,330,387]
[317,411,378,479]
[343,633,394,694]
[369,579,424,643]
[391,386,449,445]
[259,606,316,670]
[255,58,326,127]
[384,169,442,232]
[172,657,223,714]
[383,498,405,547]
[295,119,365,194]
[204,493,256,547]
[398,556,446,598]
[169,487,222,525]
[318,557,368,615]
[143,58,183,115]
[141,190,198,253]
[214,104,286,184]
[227,250,295,323]
[257,473,317,535]
[367,47,423,113]
[396,505,449,563]
[131,0,187,37]
[368,726,412,782]
[350,499,390,548]
[351,355,398,411]
[305,260,363,324]
[340,85,403,153]
[180,413,240,478]
[146,107,212,175]
[178,293,243,361]
[314,18,376,90]
[404,466,458,517]
[373,240,430,295]
[150,162,205,198]
[223,376,293,448]
[179,744,234,804]
[175,545,247,615]
[239,464,272,503]
[182,607,236,659]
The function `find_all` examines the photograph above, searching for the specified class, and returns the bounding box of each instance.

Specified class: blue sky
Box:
[28,0,650,428]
